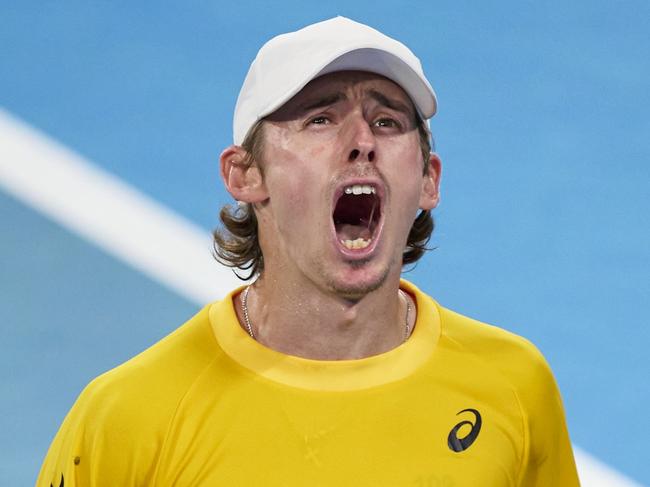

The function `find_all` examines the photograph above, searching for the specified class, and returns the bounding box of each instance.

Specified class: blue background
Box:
[1,1,649,485]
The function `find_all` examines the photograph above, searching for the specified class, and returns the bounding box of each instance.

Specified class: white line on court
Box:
[575,449,645,487]
[0,108,645,487]
[0,108,243,304]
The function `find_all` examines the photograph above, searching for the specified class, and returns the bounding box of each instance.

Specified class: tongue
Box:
[336,224,372,241]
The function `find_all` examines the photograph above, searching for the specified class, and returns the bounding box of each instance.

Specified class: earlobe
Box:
[220,145,268,203]
[419,153,442,210]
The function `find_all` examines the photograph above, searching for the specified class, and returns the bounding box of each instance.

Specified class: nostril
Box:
[348,149,376,163]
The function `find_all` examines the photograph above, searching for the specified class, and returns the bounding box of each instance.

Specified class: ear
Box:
[220,145,268,203]
[419,152,442,210]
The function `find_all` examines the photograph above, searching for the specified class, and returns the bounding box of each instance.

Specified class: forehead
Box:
[270,70,416,117]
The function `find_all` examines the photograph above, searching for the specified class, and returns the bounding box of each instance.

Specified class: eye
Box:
[309,115,330,125]
[373,118,401,129]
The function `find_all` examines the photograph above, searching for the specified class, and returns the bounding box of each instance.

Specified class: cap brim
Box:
[257,47,437,123]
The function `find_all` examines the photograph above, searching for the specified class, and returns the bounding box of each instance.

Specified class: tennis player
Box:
[37,17,580,486]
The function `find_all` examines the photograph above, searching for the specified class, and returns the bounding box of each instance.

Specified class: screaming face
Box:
[227,71,440,299]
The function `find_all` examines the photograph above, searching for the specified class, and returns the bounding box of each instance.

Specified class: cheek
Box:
[267,171,306,213]
[263,132,333,210]
[381,140,425,189]
[263,155,325,222]
[379,141,426,223]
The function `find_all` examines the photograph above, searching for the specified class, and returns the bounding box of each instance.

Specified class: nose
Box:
[346,115,376,163]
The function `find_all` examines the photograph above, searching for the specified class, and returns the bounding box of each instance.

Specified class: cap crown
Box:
[233,16,437,145]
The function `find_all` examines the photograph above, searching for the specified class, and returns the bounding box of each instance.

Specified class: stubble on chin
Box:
[316,257,394,301]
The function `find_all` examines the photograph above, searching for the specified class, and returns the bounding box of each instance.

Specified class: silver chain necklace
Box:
[240,286,413,342]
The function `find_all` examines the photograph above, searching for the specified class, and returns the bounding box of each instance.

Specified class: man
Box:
[37,17,580,486]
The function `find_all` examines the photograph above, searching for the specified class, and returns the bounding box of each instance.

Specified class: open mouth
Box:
[332,183,382,251]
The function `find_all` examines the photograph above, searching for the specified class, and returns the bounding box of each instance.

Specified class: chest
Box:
[152,372,525,486]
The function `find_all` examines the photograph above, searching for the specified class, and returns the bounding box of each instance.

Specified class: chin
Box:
[321,259,392,300]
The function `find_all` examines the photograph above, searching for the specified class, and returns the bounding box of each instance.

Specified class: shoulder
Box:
[77,304,221,427]
[435,303,561,408]
[439,306,547,368]
[405,280,549,380]
[405,277,557,398]
[37,304,224,486]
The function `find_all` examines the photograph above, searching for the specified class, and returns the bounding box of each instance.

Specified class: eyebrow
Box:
[299,92,347,112]
[296,89,415,118]
[367,89,414,117]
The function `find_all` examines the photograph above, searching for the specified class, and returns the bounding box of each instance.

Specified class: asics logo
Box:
[447,408,482,452]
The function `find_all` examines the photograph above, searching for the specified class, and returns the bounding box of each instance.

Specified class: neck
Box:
[234,272,415,360]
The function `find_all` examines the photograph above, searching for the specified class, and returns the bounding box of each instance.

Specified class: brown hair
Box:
[213,118,435,280]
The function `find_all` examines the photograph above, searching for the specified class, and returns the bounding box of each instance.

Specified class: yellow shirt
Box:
[37,281,580,486]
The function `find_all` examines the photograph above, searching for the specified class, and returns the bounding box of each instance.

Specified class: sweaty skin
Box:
[220,71,441,360]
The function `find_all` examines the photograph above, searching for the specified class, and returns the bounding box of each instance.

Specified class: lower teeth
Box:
[341,238,371,250]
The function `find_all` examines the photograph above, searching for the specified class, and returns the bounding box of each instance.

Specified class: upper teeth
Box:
[344,184,376,195]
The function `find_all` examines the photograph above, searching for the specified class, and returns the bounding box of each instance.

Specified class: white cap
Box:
[233,16,437,145]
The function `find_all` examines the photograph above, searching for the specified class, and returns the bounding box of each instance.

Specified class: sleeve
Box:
[516,344,581,486]
[35,376,160,487]
[36,394,86,487]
